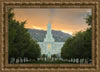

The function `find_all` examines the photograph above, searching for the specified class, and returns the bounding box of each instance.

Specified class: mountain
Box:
[26,28,72,42]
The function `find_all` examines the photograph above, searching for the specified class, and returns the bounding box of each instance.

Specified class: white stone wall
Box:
[37,22,65,57]
[38,42,64,55]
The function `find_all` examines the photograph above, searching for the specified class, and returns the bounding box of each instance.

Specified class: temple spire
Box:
[49,12,51,23]
[43,12,54,42]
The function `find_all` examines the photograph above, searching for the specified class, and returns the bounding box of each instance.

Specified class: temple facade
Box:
[38,22,64,59]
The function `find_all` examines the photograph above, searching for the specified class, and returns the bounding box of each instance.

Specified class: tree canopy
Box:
[8,8,41,63]
[61,14,92,63]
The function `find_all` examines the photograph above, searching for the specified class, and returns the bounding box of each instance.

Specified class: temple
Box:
[38,21,64,59]
[38,12,64,59]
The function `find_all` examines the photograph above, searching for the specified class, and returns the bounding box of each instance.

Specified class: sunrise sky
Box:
[13,8,92,35]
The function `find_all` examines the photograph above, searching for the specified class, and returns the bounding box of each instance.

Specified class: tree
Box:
[41,54,46,61]
[8,8,41,63]
[85,14,92,26]
[61,14,92,63]
[8,8,18,63]
[52,54,57,61]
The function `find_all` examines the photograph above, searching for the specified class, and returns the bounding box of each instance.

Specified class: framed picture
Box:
[0,0,100,72]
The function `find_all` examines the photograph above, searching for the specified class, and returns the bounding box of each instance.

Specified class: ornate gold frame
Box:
[0,0,100,72]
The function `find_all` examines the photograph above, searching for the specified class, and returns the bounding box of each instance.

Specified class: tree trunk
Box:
[22,57,24,63]
[19,57,20,64]
[30,59,31,61]
[26,57,27,62]
[25,57,27,62]
[69,58,71,62]
[74,58,76,63]
[35,58,37,61]
[24,57,26,62]
[78,58,80,63]
[83,58,85,64]
[14,57,17,64]
[87,58,89,64]
[72,58,74,63]
[28,58,30,62]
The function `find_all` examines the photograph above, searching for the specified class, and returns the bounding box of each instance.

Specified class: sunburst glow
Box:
[61,30,72,35]
[33,26,43,30]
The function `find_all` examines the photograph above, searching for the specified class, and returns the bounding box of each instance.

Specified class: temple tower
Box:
[44,22,54,42]
[43,12,55,59]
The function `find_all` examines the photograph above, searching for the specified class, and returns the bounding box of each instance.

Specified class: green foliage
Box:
[61,14,92,60]
[8,8,41,63]
[52,54,57,58]
[85,14,92,26]
[41,54,47,58]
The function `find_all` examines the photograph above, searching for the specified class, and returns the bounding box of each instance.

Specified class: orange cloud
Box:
[13,8,91,35]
